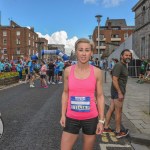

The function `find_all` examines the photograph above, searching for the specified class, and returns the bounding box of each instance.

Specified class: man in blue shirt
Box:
[57,58,64,84]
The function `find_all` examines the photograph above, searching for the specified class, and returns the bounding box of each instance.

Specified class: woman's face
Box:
[76,43,93,64]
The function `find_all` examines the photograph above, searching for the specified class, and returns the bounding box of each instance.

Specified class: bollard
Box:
[105,70,107,83]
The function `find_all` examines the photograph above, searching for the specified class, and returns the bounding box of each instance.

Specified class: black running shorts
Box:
[63,117,98,135]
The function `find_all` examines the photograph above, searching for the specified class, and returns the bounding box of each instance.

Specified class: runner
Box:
[47,59,55,84]
[60,38,105,150]
[58,58,64,84]
[39,60,48,88]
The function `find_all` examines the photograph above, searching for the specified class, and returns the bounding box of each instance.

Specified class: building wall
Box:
[132,0,150,59]
[0,21,48,60]
[92,22,134,58]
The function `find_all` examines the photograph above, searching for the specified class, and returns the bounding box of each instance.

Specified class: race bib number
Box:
[70,96,90,112]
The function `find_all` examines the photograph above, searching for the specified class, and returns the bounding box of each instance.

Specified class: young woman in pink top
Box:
[60,38,105,150]
[40,60,48,88]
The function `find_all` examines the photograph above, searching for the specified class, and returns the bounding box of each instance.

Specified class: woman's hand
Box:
[60,115,66,127]
[96,123,104,135]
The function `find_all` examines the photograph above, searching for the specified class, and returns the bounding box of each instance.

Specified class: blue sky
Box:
[0,0,138,54]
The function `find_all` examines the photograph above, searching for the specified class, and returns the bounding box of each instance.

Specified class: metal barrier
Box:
[128,66,140,78]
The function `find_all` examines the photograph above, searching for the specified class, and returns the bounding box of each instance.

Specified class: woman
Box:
[40,60,48,88]
[60,38,105,150]
[16,60,23,83]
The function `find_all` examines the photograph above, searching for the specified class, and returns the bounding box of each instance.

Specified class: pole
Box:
[35,41,44,63]
[149,86,150,115]
[95,15,102,66]
[98,21,100,63]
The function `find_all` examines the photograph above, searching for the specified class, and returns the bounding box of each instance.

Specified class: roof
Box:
[132,0,145,11]
[105,19,127,27]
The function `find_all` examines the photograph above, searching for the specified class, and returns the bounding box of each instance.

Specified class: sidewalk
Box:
[103,71,150,146]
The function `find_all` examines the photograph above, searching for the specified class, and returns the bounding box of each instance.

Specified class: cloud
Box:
[102,0,124,8]
[84,0,97,4]
[36,31,78,55]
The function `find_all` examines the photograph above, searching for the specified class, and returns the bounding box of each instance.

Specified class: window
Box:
[112,41,119,46]
[29,49,31,55]
[16,31,20,36]
[3,48,7,54]
[28,40,31,45]
[141,37,145,57]
[29,33,30,37]
[111,34,119,38]
[16,39,21,45]
[3,31,7,36]
[33,35,34,39]
[124,33,128,39]
[100,42,105,46]
[100,34,104,39]
[3,39,7,45]
[33,41,34,46]
[16,47,20,54]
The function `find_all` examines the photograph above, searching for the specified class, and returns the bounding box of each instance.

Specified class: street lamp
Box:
[95,15,102,63]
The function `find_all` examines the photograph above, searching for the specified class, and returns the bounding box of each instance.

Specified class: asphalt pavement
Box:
[0,72,150,150]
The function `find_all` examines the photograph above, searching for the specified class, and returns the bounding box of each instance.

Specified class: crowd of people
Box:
[0,57,72,88]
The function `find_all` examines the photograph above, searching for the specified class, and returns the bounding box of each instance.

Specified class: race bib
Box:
[70,96,90,112]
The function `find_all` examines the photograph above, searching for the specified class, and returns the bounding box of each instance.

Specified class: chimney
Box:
[30,27,34,32]
[108,21,112,30]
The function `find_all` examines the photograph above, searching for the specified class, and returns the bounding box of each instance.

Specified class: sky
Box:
[0,0,138,55]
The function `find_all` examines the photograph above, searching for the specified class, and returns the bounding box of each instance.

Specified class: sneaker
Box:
[58,81,63,84]
[48,81,50,84]
[52,82,55,85]
[139,80,144,84]
[115,129,129,139]
[30,84,35,88]
[103,127,114,133]
[44,85,48,88]
[136,80,140,83]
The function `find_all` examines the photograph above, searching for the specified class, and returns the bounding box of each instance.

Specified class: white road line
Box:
[0,118,3,138]
[100,143,132,150]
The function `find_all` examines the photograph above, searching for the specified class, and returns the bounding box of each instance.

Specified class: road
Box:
[0,81,134,150]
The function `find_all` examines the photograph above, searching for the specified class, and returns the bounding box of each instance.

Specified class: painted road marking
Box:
[100,143,132,150]
[101,132,118,142]
[101,133,109,142]
[0,115,4,138]
[109,132,118,142]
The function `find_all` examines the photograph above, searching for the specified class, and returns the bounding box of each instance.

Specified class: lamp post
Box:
[95,15,102,63]
[35,40,44,62]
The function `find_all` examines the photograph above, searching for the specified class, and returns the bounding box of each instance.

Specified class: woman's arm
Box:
[60,66,70,127]
[95,68,105,134]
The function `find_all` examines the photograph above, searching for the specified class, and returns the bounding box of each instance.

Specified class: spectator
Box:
[136,56,148,84]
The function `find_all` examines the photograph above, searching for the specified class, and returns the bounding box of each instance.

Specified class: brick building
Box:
[0,20,48,60]
[92,18,135,58]
[132,0,150,59]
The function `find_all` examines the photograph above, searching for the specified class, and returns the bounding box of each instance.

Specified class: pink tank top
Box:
[66,65,98,120]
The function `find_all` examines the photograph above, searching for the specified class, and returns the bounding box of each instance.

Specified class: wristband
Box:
[98,119,105,124]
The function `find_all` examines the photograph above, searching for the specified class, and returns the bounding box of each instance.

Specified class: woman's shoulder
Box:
[92,65,102,77]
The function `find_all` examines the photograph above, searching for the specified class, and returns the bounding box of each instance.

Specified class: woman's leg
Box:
[83,134,96,150]
[61,131,78,150]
